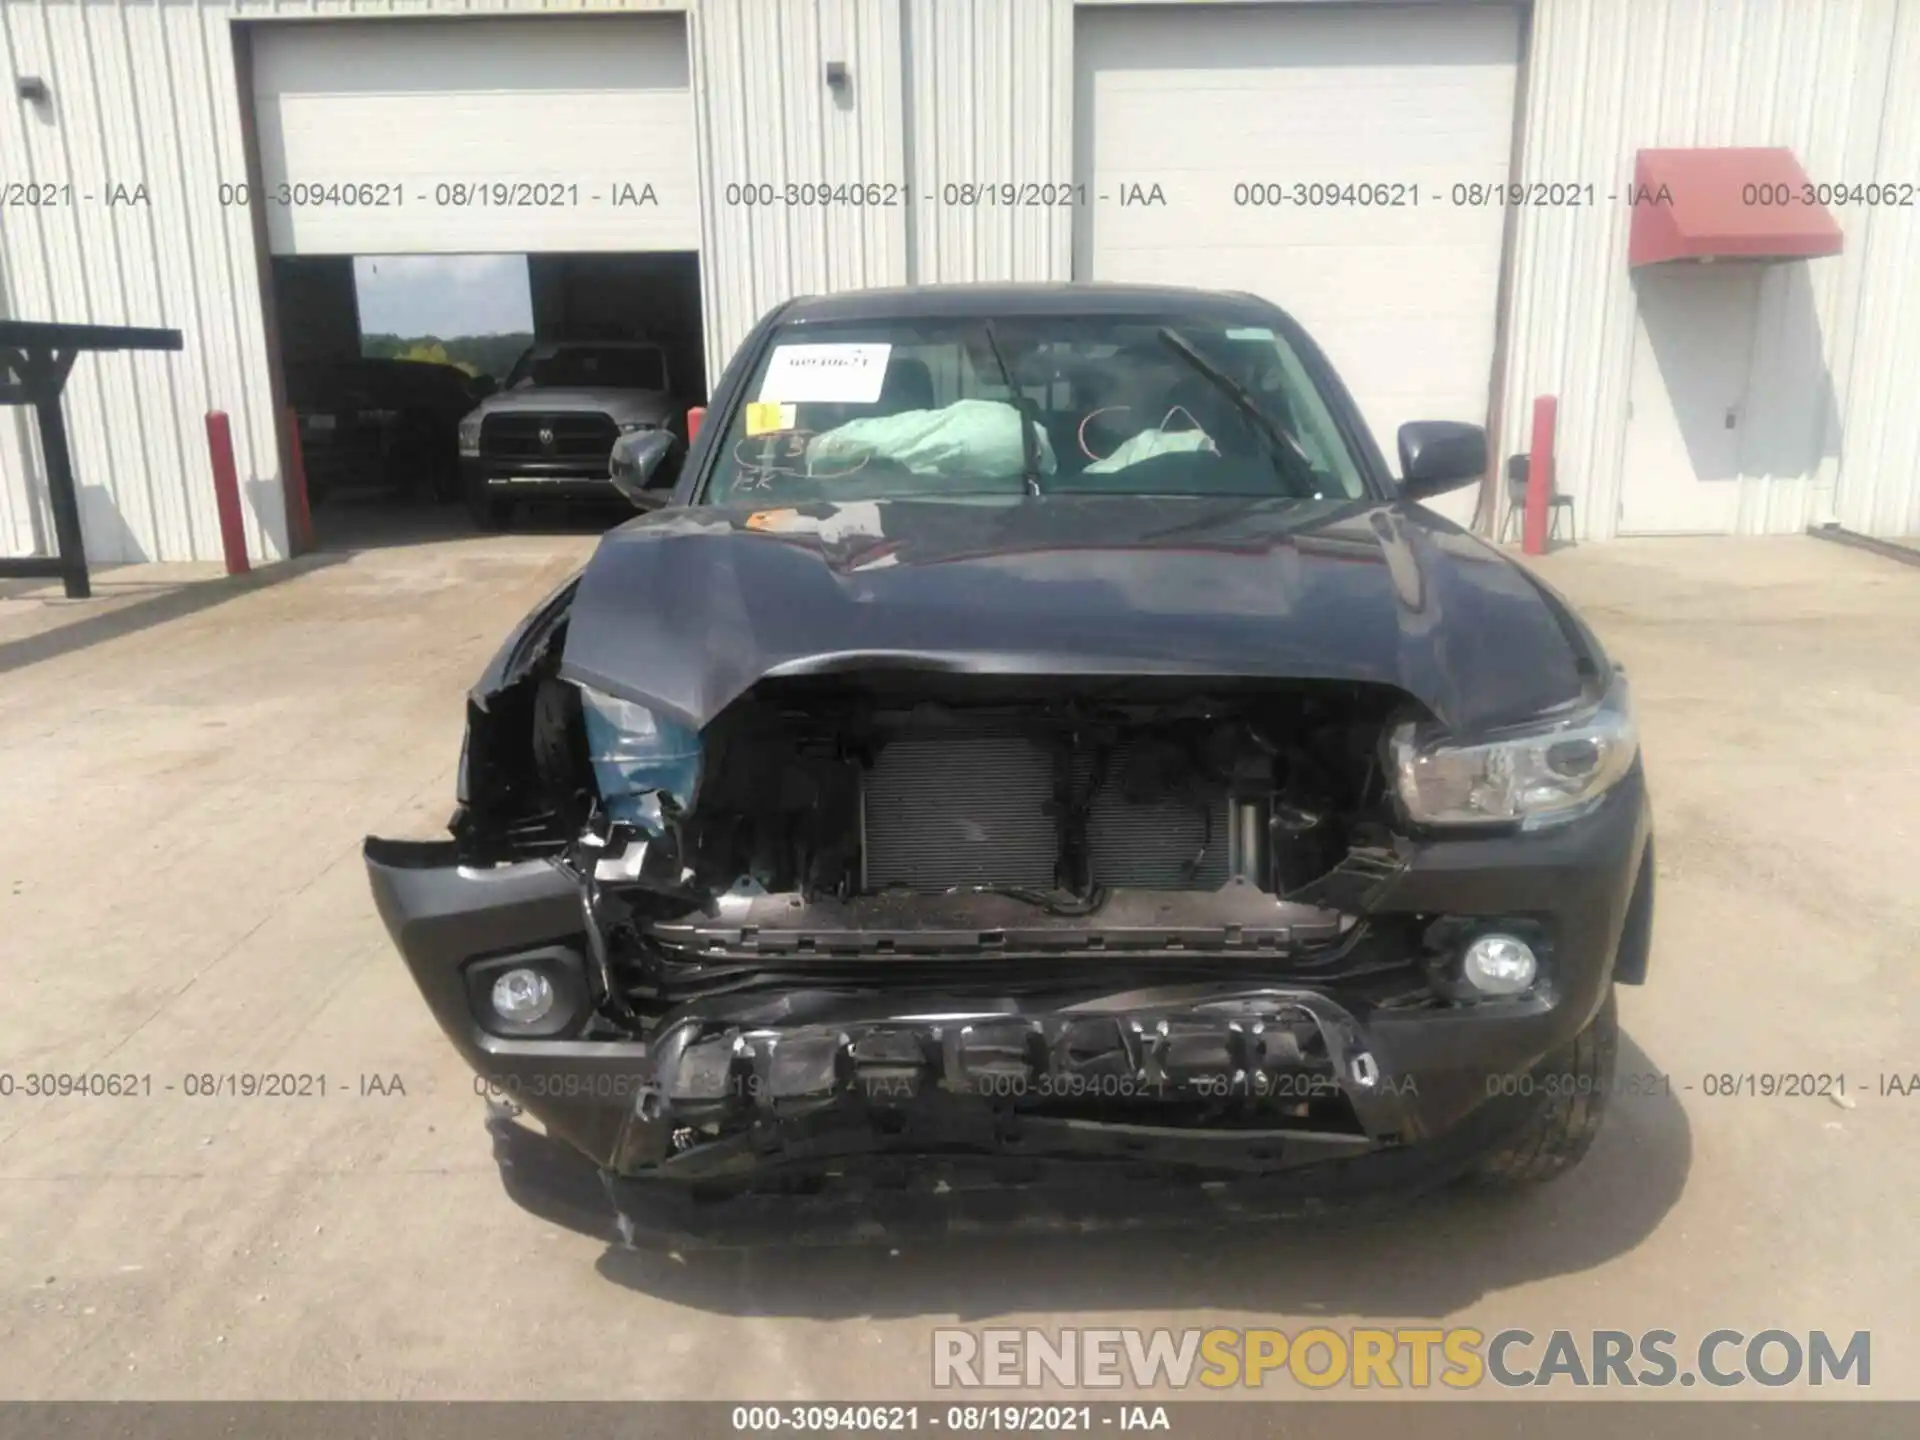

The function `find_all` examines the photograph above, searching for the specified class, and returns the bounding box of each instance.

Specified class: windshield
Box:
[699,314,1370,506]
[512,345,666,392]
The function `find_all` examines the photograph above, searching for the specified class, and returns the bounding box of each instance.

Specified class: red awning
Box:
[1627,147,1844,267]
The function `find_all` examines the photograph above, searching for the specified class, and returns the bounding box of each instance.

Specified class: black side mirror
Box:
[1397,421,1488,502]
[608,429,676,508]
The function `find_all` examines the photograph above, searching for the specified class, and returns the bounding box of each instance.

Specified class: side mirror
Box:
[467,374,498,400]
[1397,421,1487,502]
[608,429,677,508]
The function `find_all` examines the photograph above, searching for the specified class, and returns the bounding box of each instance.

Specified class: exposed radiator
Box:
[860,732,1232,893]
[862,733,1058,891]
[1085,763,1233,890]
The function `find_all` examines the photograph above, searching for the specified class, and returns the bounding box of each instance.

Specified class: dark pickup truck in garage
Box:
[290,356,490,505]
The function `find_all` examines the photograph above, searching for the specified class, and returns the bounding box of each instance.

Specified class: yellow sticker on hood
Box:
[744,401,798,437]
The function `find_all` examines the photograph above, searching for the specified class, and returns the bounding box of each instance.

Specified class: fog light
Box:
[1460,933,1538,996]
[491,967,555,1024]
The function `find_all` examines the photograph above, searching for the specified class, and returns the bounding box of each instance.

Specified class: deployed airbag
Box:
[1084,426,1219,474]
[806,399,1058,479]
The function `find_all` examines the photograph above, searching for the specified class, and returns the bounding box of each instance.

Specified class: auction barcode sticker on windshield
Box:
[757,343,892,404]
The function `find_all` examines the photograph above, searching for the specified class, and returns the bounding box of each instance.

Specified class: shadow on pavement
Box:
[489,1031,1691,1321]
[0,552,346,675]
[0,490,606,675]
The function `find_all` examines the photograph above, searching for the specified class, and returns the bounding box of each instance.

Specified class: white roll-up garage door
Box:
[251,17,699,256]
[1075,4,1521,507]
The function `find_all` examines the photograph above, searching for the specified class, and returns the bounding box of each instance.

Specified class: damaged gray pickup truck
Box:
[365,283,1654,1236]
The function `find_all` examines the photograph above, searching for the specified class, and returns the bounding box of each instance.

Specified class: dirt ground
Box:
[1,528,1915,1400]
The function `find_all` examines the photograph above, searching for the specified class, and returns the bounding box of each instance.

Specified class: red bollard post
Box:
[206,410,250,576]
[1524,395,1557,556]
[686,405,706,444]
[283,405,314,555]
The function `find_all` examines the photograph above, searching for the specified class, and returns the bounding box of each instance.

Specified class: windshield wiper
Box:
[1155,327,1320,497]
[981,321,1044,497]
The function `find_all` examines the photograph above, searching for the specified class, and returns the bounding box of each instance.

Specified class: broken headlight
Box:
[1390,671,1637,831]
[576,685,701,833]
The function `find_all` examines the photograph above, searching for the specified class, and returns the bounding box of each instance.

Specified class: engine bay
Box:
[465,639,1408,903]
[444,608,1440,1033]
[672,671,1399,904]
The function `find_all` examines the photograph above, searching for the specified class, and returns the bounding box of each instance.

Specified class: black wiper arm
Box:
[1155,326,1318,496]
[981,321,1043,497]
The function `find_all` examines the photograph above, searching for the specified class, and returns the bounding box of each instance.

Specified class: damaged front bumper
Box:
[364,763,1653,1199]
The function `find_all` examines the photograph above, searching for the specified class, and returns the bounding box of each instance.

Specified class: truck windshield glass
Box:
[699,315,1369,505]
[515,346,665,391]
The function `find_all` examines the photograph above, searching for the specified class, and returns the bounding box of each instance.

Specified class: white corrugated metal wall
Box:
[1,0,285,566]
[689,0,907,383]
[6,0,1920,567]
[903,0,1075,288]
[1496,0,1920,540]
[693,0,1079,364]
[1830,0,1920,537]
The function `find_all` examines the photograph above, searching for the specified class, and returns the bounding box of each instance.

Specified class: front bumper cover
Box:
[365,764,1652,1193]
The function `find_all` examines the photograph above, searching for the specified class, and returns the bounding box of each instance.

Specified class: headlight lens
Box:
[618,420,656,434]
[457,414,483,456]
[1390,672,1637,830]
[576,685,701,832]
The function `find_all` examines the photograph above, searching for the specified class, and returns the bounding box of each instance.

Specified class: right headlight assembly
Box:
[1390,671,1638,831]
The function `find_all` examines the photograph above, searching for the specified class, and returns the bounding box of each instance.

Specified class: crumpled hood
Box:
[558,496,1595,736]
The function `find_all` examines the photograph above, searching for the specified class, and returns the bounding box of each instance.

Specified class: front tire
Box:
[1467,987,1618,1186]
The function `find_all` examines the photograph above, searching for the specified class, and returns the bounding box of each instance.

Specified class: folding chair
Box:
[1498,453,1576,543]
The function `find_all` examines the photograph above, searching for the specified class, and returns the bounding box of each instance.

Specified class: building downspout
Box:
[1475,1,1538,537]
